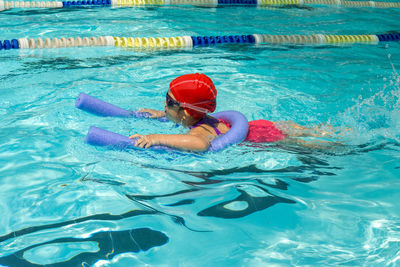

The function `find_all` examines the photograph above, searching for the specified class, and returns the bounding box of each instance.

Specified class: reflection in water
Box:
[0,209,156,243]
[88,142,395,226]
[0,228,168,266]
[165,199,195,206]
[0,201,204,266]
[126,148,344,220]
[197,186,296,219]
[2,141,393,265]
[80,173,126,186]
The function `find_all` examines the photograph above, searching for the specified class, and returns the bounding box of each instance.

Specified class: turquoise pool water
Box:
[1,4,400,266]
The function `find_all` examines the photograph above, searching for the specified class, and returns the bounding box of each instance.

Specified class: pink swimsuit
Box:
[245,120,286,143]
[192,117,286,143]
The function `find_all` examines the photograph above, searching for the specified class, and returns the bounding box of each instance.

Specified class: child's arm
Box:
[129,133,210,151]
[137,108,166,119]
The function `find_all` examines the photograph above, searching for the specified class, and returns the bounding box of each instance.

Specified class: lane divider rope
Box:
[1,33,399,51]
[2,0,400,10]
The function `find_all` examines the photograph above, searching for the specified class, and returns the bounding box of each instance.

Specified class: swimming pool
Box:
[1,3,400,266]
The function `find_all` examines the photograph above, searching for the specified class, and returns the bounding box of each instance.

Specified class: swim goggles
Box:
[166,92,181,107]
[165,92,214,114]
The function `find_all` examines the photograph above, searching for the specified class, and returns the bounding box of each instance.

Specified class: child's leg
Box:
[274,121,338,138]
[278,137,345,150]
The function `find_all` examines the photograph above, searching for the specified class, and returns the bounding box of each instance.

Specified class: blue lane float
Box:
[0,39,19,50]
[376,33,400,42]
[218,0,257,4]
[62,0,111,7]
[77,93,249,152]
[190,35,255,46]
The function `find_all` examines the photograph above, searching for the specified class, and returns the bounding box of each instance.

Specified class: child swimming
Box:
[130,73,339,151]
[130,73,230,151]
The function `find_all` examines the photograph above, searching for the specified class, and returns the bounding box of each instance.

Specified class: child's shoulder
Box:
[189,116,230,137]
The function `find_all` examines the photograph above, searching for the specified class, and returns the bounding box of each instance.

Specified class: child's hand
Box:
[137,109,166,119]
[129,134,160,149]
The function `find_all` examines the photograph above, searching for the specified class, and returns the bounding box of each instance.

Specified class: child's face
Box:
[165,91,186,125]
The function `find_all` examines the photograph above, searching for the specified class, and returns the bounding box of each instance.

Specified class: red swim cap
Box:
[169,73,217,119]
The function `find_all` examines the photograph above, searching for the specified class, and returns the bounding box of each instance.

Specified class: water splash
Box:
[337,53,400,145]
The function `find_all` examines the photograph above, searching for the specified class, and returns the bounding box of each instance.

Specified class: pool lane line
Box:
[2,0,400,10]
[1,33,400,51]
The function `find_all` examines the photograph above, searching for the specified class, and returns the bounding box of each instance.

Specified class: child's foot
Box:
[314,125,336,137]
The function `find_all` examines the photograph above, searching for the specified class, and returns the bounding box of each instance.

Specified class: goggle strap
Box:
[179,102,213,114]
